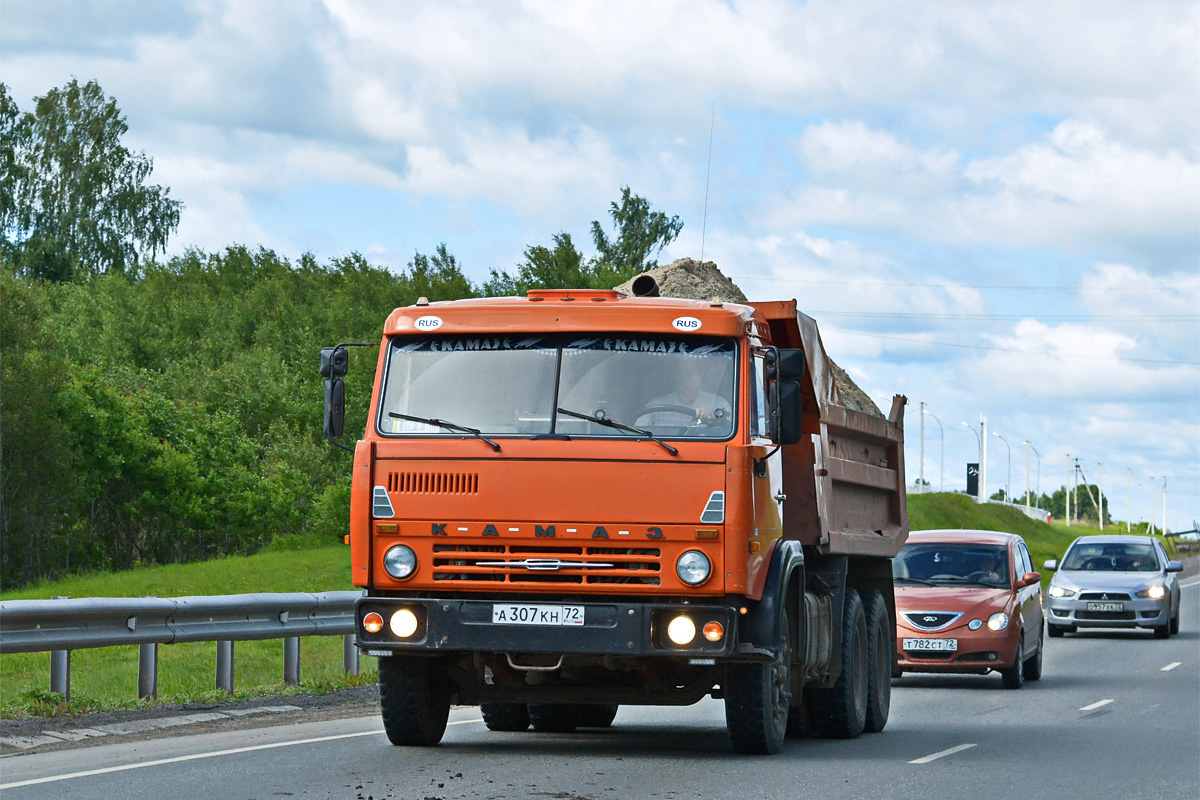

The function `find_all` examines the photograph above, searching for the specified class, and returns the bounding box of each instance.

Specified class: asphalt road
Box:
[4,579,1198,800]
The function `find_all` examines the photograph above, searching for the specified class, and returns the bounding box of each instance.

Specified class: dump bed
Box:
[750,301,909,558]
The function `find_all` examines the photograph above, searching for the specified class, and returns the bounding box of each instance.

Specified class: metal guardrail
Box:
[0,592,363,701]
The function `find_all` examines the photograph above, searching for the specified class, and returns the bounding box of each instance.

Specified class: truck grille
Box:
[431,544,661,585]
[387,472,479,495]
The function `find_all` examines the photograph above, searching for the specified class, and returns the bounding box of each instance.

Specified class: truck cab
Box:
[322,281,907,754]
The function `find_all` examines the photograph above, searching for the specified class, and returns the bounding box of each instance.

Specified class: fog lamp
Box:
[390,608,419,638]
[703,621,725,642]
[667,615,697,645]
[362,612,384,633]
[968,618,983,631]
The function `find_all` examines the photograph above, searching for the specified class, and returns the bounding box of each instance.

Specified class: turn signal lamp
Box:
[362,612,384,633]
[703,621,724,642]
[667,615,697,645]
[390,608,419,638]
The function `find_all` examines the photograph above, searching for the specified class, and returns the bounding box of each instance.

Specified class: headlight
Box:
[383,545,417,579]
[676,550,712,586]
[1136,585,1167,599]
[987,612,1010,631]
[1048,586,1077,598]
[667,615,697,645]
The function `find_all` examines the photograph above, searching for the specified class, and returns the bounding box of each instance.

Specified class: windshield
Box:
[893,543,1011,587]
[1061,542,1159,572]
[377,333,736,440]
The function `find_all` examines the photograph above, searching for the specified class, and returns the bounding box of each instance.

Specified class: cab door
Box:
[1016,541,1042,655]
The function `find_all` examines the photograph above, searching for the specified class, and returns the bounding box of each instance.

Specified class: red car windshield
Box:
[894,543,1010,587]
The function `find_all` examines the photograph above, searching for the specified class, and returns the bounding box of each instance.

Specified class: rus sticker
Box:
[414,315,443,330]
[672,316,702,331]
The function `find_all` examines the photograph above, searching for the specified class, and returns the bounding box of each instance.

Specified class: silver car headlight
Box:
[987,612,1010,631]
[676,550,712,586]
[1136,585,1166,599]
[383,545,418,580]
[1048,585,1076,598]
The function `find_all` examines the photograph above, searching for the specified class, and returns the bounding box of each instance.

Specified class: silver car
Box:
[1044,535,1182,639]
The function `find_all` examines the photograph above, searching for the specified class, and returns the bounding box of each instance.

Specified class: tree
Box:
[590,186,683,279]
[407,243,478,300]
[483,188,683,295]
[1,79,182,280]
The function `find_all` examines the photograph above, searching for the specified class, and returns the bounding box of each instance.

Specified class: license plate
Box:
[491,604,585,626]
[903,638,958,651]
[1086,602,1124,612]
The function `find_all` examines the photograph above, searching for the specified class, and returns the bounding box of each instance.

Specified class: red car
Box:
[893,530,1044,688]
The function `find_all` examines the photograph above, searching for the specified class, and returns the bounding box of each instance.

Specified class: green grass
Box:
[1,544,377,719]
[1,500,1181,718]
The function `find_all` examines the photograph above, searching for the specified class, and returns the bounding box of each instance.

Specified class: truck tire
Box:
[724,607,792,755]
[1000,634,1025,689]
[481,703,530,732]
[808,589,868,739]
[861,589,892,733]
[785,692,813,739]
[378,656,450,746]
[576,704,619,728]
[528,704,579,733]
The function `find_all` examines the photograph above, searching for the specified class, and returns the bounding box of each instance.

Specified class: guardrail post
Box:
[50,648,71,701]
[138,643,158,699]
[343,633,359,676]
[49,596,70,701]
[283,637,300,685]
[216,640,234,694]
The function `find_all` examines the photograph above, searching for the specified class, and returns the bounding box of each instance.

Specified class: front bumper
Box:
[895,624,1021,674]
[355,596,738,658]
[1046,596,1169,630]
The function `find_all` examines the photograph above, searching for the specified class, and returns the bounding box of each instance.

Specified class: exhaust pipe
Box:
[631,274,660,297]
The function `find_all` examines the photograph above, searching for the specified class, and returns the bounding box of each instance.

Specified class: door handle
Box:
[774,491,787,502]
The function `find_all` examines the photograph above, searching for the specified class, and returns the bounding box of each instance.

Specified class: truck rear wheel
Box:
[725,607,792,755]
[862,588,892,733]
[378,656,450,746]
[809,589,868,739]
[576,704,619,728]
[528,704,580,733]
[481,703,530,732]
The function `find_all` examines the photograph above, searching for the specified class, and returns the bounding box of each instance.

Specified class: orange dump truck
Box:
[320,277,908,754]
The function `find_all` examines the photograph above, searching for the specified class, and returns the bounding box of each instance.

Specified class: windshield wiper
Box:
[556,407,678,456]
[388,412,501,452]
[895,577,939,586]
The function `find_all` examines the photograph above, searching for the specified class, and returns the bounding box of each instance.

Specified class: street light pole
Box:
[962,421,982,501]
[1024,442,1040,510]
[1126,467,1132,532]
[919,402,925,494]
[1098,461,1104,530]
[1066,453,1072,525]
[992,431,1012,503]
[924,406,944,493]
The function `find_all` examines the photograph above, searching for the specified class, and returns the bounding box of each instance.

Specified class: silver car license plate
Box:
[903,638,958,651]
[1086,601,1124,612]
[492,604,585,626]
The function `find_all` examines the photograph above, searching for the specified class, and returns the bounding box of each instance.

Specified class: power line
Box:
[811,311,1197,322]
[731,275,1196,291]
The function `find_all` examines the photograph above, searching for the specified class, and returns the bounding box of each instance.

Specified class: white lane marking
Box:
[1080,699,1114,712]
[909,743,977,764]
[1179,576,1200,588]
[1162,662,1182,671]
[0,719,483,789]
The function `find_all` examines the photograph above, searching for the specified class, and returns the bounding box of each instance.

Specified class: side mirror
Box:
[320,346,349,378]
[1166,560,1183,573]
[1043,559,1058,572]
[774,380,802,445]
[324,378,345,439]
[1020,572,1041,588]
[764,348,805,382]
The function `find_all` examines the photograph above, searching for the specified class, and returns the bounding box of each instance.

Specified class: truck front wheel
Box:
[724,607,792,755]
[378,656,451,746]
[809,589,868,738]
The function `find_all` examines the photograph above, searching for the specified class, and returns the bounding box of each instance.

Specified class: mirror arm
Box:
[326,438,355,454]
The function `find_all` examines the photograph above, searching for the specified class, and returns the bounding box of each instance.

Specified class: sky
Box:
[3,0,1198,531]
